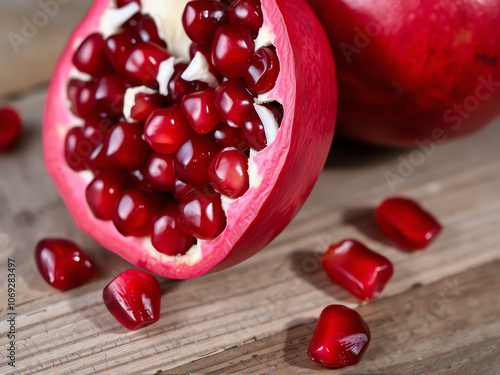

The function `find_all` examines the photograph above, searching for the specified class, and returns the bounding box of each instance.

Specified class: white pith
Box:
[67,0,279,266]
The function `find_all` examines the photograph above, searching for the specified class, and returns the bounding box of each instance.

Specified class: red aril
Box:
[64,126,90,171]
[0,106,22,152]
[72,32,112,77]
[228,0,263,37]
[183,1,229,46]
[376,197,442,250]
[242,110,267,151]
[308,305,371,367]
[103,268,161,330]
[243,47,280,95]
[35,239,95,290]
[151,206,195,256]
[43,0,337,278]
[322,239,393,301]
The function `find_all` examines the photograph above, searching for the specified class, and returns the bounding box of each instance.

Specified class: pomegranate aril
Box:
[72,32,112,77]
[181,88,221,134]
[308,305,371,368]
[0,106,22,152]
[242,110,267,151]
[214,79,254,127]
[322,239,393,301]
[174,178,195,200]
[208,122,248,151]
[86,171,131,220]
[183,1,228,46]
[165,63,209,105]
[209,148,249,198]
[123,13,166,48]
[123,42,170,89]
[84,118,113,145]
[116,0,141,8]
[151,206,195,256]
[144,105,192,154]
[376,197,442,250]
[243,47,280,95]
[85,142,109,171]
[212,24,255,78]
[94,74,127,119]
[130,91,165,122]
[35,239,95,290]
[113,188,160,236]
[105,122,149,170]
[143,152,176,191]
[175,133,218,186]
[67,79,96,119]
[228,0,263,37]
[105,31,138,72]
[103,269,161,331]
[179,187,226,240]
[65,126,92,171]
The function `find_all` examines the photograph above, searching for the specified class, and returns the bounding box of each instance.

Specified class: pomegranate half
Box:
[43,0,337,278]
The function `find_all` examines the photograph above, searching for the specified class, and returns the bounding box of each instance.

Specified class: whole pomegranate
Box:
[43,0,337,278]
[307,0,500,146]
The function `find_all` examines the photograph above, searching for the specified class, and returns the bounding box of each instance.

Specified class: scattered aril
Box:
[0,106,22,152]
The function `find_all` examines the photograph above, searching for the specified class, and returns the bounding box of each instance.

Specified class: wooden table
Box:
[1,2,499,374]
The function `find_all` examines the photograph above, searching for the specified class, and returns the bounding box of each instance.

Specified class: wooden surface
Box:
[1,4,500,374]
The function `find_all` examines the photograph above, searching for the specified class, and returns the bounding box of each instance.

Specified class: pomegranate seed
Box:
[64,126,92,171]
[116,0,141,8]
[143,152,176,191]
[123,13,166,48]
[212,24,255,78]
[214,79,254,127]
[123,42,170,89]
[175,133,218,186]
[308,305,371,367]
[262,102,283,125]
[103,269,161,330]
[113,188,160,236]
[94,74,127,120]
[165,63,209,105]
[209,148,249,198]
[228,0,263,37]
[208,122,248,151]
[243,47,280,95]
[242,110,267,151]
[85,142,109,172]
[144,106,192,154]
[183,1,228,46]
[86,171,131,220]
[105,122,149,169]
[84,118,113,145]
[376,197,443,250]
[67,79,96,119]
[105,31,138,73]
[129,91,165,122]
[178,188,226,240]
[72,32,112,77]
[35,239,95,290]
[150,206,195,256]
[173,178,195,200]
[0,106,22,152]
[322,239,394,301]
[181,88,221,134]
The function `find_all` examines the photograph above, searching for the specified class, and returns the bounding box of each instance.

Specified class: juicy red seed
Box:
[214,79,254,127]
[106,122,149,170]
[94,74,127,119]
[178,187,226,240]
[84,118,114,144]
[165,63,209,105]
[175,133,219,186]
[143,152,176,191]
[67,79,96,119]
[183,1,228,46]
[322,239,394,301]
[123,13,166,48]
[212,24,255,78]
[113,188,160,237]
[72,32,112,77]
[103,269,161,331]
[86,170,131,220]
[130,92,165,122]
[144,105,192,154]
[0,106,22,152]
[242,110,267,151]
[150,206,195,256]
[116,0,141,8]
[174,178,195,200]
[105,31,138,73]
[181,88,221,134]
[85,142,109,171]
[208,122,248,151]
[209,148,249,198]
[308,305,371,368]
[243,47,280,95]
[123,42,170,89]
[375,197,442,250]
[64,126,92,171]
[228,0,263,37]
[35,239,95,290]
[262,102,283,125]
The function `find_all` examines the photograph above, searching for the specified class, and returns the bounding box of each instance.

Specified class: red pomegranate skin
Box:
[43,0,337,278]
[306,0,500,146]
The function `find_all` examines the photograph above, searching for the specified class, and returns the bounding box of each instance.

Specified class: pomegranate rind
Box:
[43,0,337,278]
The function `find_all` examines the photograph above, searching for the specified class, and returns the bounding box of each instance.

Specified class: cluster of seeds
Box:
[64,0,282,256]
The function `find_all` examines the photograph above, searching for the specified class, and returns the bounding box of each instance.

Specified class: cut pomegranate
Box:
[35,239,95,290]
[308,305,371,368]
[376,197,442,250]
[322,239,393,301]
[103,269,161,330]
[43,0,337,278]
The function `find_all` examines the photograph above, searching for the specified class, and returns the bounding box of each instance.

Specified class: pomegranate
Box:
[43,0,337,278]
[308,304,371,367]
[306,0,500,146]
[0,106,22,152]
